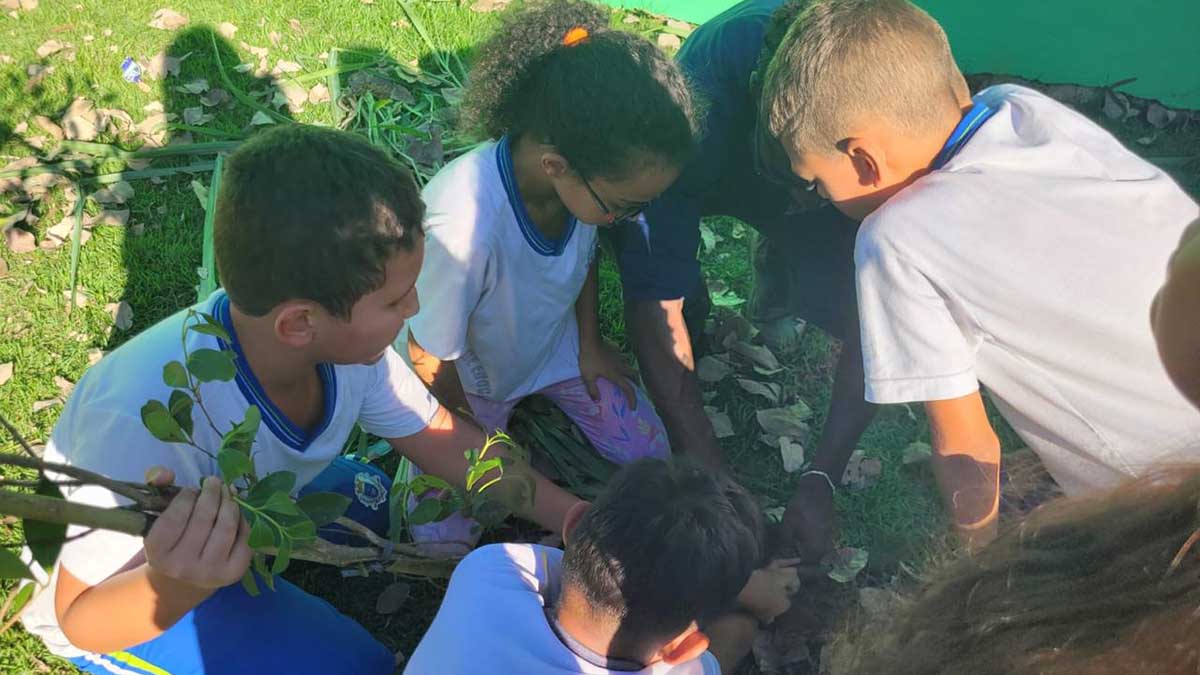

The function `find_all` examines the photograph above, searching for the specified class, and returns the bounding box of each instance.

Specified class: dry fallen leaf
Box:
[268,30,282,46]
[32,398,61,413]
[375,581,411,615]
[63,288,89,309]
[85,209,130,228]
[0,257,8,278]
[44,216,90,249]
[4,223,36,253]
[307,83,330,105]
[780,436,805,473]
[901,441,932,465]
[1147,102,1177,129]
[622,14,639,24]
[656,33,682,50]
[200,87,230,107]
[176,77,209,94]
[703,406,735,439]
[142,50,182,80]
[182,106,213,126]
[92,181,135,205]
[25,63,53,91]
[32,114,63,139]
[86,348,103,366]
[1,0,38,9]
[696,354,732,383]
[470,0,512,11]
[107,300,134,331]
[217,21,238,39]
[273,59,302,74]
[841,450,883,490]
[730,341,781,371]
[1101,90,1127,120]
[736,378,782,404]
[277,81,307,112]
[144,101,164,114]
[148,7,188,30]
[136,111,171,147]
[287,18,304,34]
[755,402,813,438]
[54,375,74,397]
[35,39,65,58]
[0,362,12,387]
[826,547,869,583]
[60,97,104,141]
[249,110,277,126]
[99,108,135,135]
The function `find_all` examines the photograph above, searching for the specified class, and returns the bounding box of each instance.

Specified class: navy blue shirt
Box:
[613,0,790,302]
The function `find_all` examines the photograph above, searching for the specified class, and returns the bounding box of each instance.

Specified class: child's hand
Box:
[578,339,638,409]
[143,472,252,591]
[737,558,803,625]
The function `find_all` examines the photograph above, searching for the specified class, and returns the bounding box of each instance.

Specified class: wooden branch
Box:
[0,491,151,537]
[0,413,43,463]
[0,454,175,512]
[0,490,460,578]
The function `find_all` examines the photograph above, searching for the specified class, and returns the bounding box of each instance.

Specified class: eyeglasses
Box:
[579,174,653,226]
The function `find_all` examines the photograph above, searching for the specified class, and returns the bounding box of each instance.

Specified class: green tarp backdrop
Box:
[602,0,1200,109]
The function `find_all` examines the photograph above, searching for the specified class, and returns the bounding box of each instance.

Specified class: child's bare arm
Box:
[926,392,1002,550]
[407,331,471,416]
[575,256,637,407]
[390,406,585,535]
[705,611,759,674]
[55,473,251,654]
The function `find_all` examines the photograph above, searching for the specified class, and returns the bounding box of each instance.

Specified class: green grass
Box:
[1,2,1199,674]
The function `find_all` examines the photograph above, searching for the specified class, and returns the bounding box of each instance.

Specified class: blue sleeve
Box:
[612,0,778,302]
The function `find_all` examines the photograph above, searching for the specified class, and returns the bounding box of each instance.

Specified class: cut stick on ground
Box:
[66,185,85,313]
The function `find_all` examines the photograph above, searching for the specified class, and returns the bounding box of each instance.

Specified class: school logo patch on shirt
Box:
[354,472,388,511]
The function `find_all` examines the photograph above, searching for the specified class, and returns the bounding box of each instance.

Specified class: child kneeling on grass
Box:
[406,458,803,674]
[403,0,699,549]
[759,0,1200,551]
[20,124,585,675]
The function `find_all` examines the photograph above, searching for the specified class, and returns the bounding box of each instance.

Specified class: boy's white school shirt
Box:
[405,543,721,675]
[21,290,439,658]
[855,84,1200,495]
[406,137,599,403]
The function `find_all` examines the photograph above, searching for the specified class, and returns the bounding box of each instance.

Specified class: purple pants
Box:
[407,376,669,553]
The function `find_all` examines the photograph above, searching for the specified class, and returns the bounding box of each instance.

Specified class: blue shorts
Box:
[69,458,396,675]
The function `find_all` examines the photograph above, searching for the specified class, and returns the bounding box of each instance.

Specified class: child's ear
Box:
[274,302,317,348]
[659,626,710,665]
[541,152,572,179]
[841,137,883,188]
[561,500,591,545]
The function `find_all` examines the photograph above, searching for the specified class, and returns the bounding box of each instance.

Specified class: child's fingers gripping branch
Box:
[143,476,252,592]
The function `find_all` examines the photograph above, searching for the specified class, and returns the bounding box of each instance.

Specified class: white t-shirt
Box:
[406,137,599,402]
[405,544,721,675]
[22,290,439,658]
[855,84,1200,495]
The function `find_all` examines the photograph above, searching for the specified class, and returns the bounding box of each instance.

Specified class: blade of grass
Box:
[327,48,344,127]
[198,154,225,301]
[66,185,85,314]
[83,162,216,186]
[58,140,241,159]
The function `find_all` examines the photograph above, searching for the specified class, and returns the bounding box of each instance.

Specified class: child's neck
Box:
[510,134,572,240]
[553,584,656,667]
[228,305,322,401]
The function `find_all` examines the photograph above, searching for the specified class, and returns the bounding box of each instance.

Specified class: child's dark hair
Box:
[461,0,698,180]
[751,0,809,102]
[850,467,1200,675]
[214,125,424,319]
[561,458,764,648]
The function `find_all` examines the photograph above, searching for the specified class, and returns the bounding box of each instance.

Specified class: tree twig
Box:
[0,413,44,464]
[0,454,175,512]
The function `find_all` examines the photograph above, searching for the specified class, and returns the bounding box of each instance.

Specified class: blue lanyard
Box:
[931,101,998,170]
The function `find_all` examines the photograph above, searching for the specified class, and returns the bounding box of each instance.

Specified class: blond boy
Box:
[761,0,1200,548]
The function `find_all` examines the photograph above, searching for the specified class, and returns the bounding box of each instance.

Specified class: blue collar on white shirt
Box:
[496,135,578,257]
[213,291,338,451]
[931,100,999,170]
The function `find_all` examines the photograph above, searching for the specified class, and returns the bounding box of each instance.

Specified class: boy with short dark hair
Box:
[20,124,584,675]
[407,458,799,674]
[761,0,1200,548]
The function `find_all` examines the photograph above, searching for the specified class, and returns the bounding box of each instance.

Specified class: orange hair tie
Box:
[562,26,589,47]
